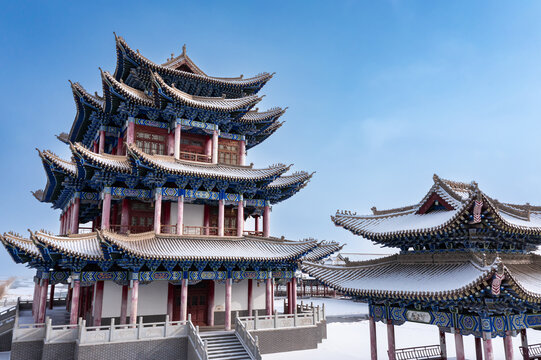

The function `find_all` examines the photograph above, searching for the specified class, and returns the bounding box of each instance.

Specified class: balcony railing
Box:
[182,226,218,236]
[93,224,242,236]
[179,151,211,163]
[243,230,264,237]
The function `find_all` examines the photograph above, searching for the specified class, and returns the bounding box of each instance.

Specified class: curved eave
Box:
[71,143,133,174]
[114,35,274,90]
[238,108,287,124]
[1,233,43,262]
[69,82,103,143]
[32,231,103,261]
[152,73,262,113]
[263,172,314,205]
[129,144,290,182]
[301,242,344,262]
[246,122,284,150]
[101,70,154,112]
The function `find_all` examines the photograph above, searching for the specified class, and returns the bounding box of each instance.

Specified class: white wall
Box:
[169,202,204,227]
[213,279,266,312]
[100,281,168,318]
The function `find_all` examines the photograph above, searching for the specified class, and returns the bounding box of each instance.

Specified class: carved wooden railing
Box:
[235,316,261,360]
[182,226,218,236]
[179,151,211,163]
[521,343,541,359]
[394,345,444,360]
[243,231,264,237]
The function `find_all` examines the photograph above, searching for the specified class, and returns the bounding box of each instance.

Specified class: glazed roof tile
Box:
[152,73,262,112]
[300,241,343,262]
[101,70,153,107]
[32,231,103,260]
[71,143,132,173]
[70,81,105,110]
[238,108,286,123]
[1,233,42,259]
[38,150,77,176]
[116,36,273,87]
[333,174,541,238]
[267,171,314,188]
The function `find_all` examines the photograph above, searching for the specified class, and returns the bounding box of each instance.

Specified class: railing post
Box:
[294,308,297,327]
[78,319,86,343]
[109,318,115,342]
[164,315,169,337]
[204,339,208,353]
[312,307,317,325]
[188,313,192,323]
[45,316,52,342]
[196,325,199,334]
[254,309,258,330]
[322,303,325,319]
[137,316,143,339]
[274,310,278,328]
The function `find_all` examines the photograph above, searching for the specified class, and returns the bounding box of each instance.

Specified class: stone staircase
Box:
[200,331,253,360]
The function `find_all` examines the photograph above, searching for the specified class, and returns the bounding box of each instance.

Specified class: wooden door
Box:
[172,281,209,325]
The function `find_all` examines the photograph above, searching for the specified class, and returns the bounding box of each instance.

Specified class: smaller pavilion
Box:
[303,175,541,360]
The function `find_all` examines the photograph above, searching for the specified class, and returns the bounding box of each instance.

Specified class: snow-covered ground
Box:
[266,297,541,360]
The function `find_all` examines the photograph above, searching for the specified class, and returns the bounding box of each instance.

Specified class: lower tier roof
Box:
[302,252,541,303]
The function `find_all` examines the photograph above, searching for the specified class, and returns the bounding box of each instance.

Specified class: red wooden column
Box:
[503,331,514,360]
[271,278,274,314]
[93,140,99,153]
[286,280,291,314]
[120,199,130,233]
[483,337,494,360]
[454,331,465,360]
[120,285,128,325]
[99,130,106,154]
[263,205,270,237]
[180,278,188,321]
[37,278,49,323]
[369,316,377,360]
[239,140,246,166]
[236,199,244,237]
[208,280,215,326]
[254,215,259,233]
[101,187,112,230]
[32,280,39,318]
[291,277,297,312]
[521,329,529,360]
[177,195,184,235]
[130,279,139,324]
[126,119,135,145]
[174,123,181,160]
[48,283,55,310]
[71,194,80,234]
[225,277,232,330]
[265,278,272,315]
[211,130,219,164]
[69,277,81,325]
[387,320,396,360]
[117,136,124,155]
[474,337,483,360]
[247,279,254,316]
[203,204,210,235]
[167,132,175,156]
[218,199,225,237]
[167,283,174,320]
[439,330,447,360]
[154,188,162,234]
[93,281,104,326]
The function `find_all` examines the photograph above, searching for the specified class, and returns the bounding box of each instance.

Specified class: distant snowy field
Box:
[267,297,541,360]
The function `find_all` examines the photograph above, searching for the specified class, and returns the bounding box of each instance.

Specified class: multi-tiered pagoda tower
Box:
[304,175,541,360]
[2,35,339,331]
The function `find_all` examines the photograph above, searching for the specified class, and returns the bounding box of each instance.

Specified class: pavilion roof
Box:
[300,241,344,262]
[1,231,340,263]
[302,252,541,302]
[114,35,274,90]
[332,174,541,240]
[267,171,314,189]
[38,150,77,177]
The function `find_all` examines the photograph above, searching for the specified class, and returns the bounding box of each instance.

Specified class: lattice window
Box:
[218,139,239,165]
[135,131,166,155]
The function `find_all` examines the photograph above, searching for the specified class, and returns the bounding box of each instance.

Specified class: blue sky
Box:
[1,1,541,276]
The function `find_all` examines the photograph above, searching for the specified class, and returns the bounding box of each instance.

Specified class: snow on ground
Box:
[266,297,541,360]
[275,297,368,316]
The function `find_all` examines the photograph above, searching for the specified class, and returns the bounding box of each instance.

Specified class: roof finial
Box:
[171,53,175,60]
[182,44,186,55]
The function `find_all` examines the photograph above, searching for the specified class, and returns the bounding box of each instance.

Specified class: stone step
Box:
[208,345,246,353]
[208,343,244,350]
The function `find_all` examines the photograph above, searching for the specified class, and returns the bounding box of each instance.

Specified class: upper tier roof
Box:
[302,252,541,302]
[114,35,273,95]
[333,174,541,241]
[1,230,340,263]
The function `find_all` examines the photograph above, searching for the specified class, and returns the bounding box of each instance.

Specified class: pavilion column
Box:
[263,205,270,237]
[503,331,514,360]
[254,215,259,234]
[247,279,254,316]
[126,118,135,146]
[93,140,99,153]
[174,123,181,160]
[271,278,274,314]
[483,336,494,360]
[265,278,272,316]
[474,337,482,360]
[212,130,219,164]
[454,331,465,360]
[93,281,104,326]
[48,283,55,310]
[130,278,139,325]
[205,137,212,160]
[120,285,128,325]
[71,194,80,234]
[286,280,290,314]
[154,188,162,234]
[180,278,188,322]
[236,200,244,237]
[218,199,225,237]
[239,140,246,166]
[439,330,447,360]
[208,280,215,326]
[521,329,529,360]
[291,277,297,312]
[117,136,124,155]
[66,204,72,234]
[369,316,377,360]
[99,130,105,154]
[203,205,210,235]
[69,275,81,325]
[387,320,396,360]
[167,283,174,320]
[120,199,130,233]
[101,187,112,230]
[225,277,232,330]
[176,195,184,235]
[32,279,39,319]
[59,213,64,235]
[168,132,175,156]
[38,277,49,323]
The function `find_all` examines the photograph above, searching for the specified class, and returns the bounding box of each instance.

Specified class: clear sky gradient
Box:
[1,1,541,276]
